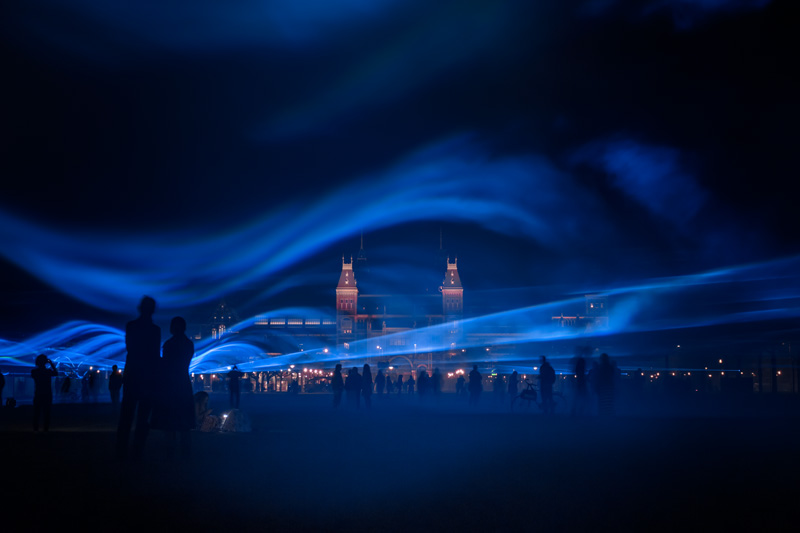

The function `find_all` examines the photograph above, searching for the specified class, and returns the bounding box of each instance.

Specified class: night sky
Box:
[1,1,798,343]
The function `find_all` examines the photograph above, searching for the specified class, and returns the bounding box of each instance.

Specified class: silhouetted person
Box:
[432,368,442,399]
[406,375,415,394]
[90,370,99,402]
[108,365,123,409]
[60,375,71,400]
[345,367,362,408]
[571,356,588,417]
[332,364,344,408]
[508,371,519,405]
[151,317,195,458]
[539,356,556,415]
[81,372,90,403]
[375,370,386,395]
[362,364,373,409]
[493,374,505,407]
[468,365,482,407]
[396,375,403,395]
[417,370,429,398]
[194,391,219,432]
[596,353,616,417]
[31,354,58,431]
[385,375,393,395]
[116,296,161,461]
[228,365,244,409]
[456,374,465,397]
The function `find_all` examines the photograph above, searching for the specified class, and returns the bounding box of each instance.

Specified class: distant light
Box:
[719,359,723,364]
[533,367,538,371]
[323,348,329,353]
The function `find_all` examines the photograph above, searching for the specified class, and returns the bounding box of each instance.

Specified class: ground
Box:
[2,392,799,531]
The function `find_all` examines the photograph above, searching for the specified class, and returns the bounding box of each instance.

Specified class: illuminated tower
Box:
[210,300,239,340]
[585,294,609,329]
[441,258,463,317]
[336,257,358,341]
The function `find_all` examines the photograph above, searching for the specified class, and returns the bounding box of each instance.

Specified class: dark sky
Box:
[1,0,798,336]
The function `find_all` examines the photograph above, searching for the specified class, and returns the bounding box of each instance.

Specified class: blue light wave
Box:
[3,256,798,374]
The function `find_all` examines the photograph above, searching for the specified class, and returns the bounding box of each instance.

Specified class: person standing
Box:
[374,370,385,395]
[108,365,123,409]
[345,367,362,409]
[228,365,244,409]
[395,375,403,395]
[31,354,58,431]
[151,317,195,458]
[361,364,373,409]
[468,365,482,407]
[116,296,161,460]
[571,356,588,417]
[332,364,344,408]
[508,371,519,406]
[432,368,443,399]
[539,356,556,415]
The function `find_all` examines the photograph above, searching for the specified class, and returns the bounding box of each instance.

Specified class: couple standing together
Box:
[116,296,195,460]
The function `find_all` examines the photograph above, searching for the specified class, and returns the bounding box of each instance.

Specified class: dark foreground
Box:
[3,393,800,531]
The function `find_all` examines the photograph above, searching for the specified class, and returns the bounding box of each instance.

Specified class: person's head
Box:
[541,356,547,364]
[194,391,209,406]
[232,364,239,371]
[350,367,358,376]
[170,316,187,336]
[112,364,118,372]
[600,353,610,364]
[138,296,156,318]
[335,363,342,372]
[363,363,370,373]
[473,364,478,371]
[35,354,48,368]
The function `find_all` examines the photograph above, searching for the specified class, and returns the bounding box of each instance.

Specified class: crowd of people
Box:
[18,296,626,460]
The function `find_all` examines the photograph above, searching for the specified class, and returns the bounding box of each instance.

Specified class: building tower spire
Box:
[441,257,463,317]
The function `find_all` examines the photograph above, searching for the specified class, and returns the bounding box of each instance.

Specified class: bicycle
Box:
[511,379,564,413]
[510,379,538,412]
